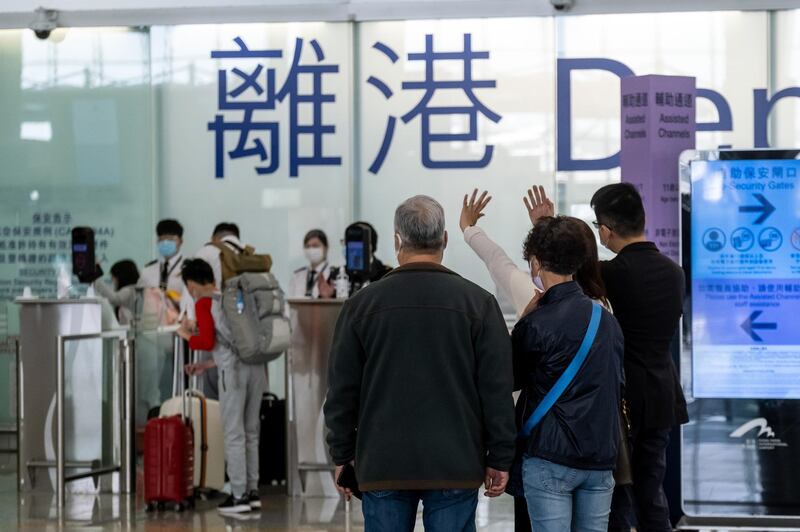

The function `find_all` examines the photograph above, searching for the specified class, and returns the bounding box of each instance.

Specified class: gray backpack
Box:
[221,272,291,364]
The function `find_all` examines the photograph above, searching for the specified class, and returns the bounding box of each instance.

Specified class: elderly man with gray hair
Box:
[324,195,516,532]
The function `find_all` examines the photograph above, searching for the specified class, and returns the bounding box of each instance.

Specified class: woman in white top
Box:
[460,187,609,316]
[460,187,612,532]
[288,229,336,299]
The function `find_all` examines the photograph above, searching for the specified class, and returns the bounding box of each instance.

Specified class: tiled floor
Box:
[0,473,516,531]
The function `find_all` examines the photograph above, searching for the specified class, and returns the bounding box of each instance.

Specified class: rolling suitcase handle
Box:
[185,389,209,490]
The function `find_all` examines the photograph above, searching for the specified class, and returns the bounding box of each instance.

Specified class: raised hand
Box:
[523,185,555,225]
[460,189,493,232]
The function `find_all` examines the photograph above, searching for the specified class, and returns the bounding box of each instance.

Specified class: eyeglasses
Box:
[592,221,610,231]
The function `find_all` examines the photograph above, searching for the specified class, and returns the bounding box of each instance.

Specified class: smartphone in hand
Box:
[337,463,362,500]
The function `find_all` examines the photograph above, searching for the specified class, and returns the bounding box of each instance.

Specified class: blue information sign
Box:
[691,158,800,398]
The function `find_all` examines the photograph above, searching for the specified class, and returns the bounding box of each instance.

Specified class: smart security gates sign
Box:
[688,151,800,399]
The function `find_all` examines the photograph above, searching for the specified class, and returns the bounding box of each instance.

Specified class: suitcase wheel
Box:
[145,502,157,513]
[156,501,166,512]
[173,502,184,512]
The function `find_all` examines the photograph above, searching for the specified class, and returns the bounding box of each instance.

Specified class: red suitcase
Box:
[144,413,194,512]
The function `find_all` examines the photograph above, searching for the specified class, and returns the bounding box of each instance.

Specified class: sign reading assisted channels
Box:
[692,158,800,398]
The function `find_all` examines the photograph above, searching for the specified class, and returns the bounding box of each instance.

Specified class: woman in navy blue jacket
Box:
[512,216,625,532]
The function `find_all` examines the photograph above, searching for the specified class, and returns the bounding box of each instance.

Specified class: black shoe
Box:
[247,490,261,509]
[217,495,251,514]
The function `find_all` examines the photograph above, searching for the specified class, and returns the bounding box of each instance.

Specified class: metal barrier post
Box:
[120,337,135,494]
[56,336,65,510]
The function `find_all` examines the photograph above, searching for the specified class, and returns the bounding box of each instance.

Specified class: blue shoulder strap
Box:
[520,302,603,439]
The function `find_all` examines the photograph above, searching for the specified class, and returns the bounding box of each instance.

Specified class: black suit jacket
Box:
[601,242,689,430]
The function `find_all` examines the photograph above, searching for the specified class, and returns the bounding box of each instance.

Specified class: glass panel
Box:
[772,10,800,148]
[0,27,154,428]
[151,22,353,284]
[63,336,121,483]
[358,18,556,306]
[556,11,769,257]
[151,22,353,396]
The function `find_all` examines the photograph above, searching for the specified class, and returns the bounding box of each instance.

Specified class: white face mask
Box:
[304,247,325,266]
[530,260,544,291]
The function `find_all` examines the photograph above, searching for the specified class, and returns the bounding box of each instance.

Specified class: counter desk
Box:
[286,298,343,498]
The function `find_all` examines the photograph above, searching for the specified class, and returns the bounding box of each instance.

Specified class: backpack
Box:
[221,272,291,364]
[212,241,273,284]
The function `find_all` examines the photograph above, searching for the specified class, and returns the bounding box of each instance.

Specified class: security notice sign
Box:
[691,156,800,398]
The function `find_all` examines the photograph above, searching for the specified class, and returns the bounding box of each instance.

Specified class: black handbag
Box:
[614,399,633,486]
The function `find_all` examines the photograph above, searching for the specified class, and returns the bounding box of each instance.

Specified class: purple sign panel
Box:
[621,75,696,262]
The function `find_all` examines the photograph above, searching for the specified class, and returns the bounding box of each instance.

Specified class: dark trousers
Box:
[608,426,672,532]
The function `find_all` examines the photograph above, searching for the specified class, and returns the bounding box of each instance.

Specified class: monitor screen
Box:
[690,156,800,398]
[346,241,365,272]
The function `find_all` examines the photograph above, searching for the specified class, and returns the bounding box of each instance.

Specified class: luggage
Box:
[144,407,194,512]
[160,390,225,492]
[259,393,287,485]
[222,273,291,364]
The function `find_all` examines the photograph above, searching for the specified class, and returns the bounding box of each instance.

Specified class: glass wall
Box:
[1,9,799,399]
[358,18,555,300]
[0,27,154,428]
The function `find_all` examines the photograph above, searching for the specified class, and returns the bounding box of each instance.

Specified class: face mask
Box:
[304,247,325,266]
[530,260,544,291]
[157,239,178,259]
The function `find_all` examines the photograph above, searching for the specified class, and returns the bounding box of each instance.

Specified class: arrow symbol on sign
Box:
[738,193,776,224]
[741,311,777,342]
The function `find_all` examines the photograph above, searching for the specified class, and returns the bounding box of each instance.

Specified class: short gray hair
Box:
[394,195,446,251]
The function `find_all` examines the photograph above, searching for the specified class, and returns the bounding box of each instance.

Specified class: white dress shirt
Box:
[288,262,333,299]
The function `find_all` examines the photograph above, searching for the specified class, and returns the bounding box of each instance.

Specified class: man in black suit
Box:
[591,183,688,532]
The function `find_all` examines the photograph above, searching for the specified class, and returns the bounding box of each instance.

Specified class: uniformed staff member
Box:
[138,218,188,419]
[288,229,336,299]
[140,219,187,305]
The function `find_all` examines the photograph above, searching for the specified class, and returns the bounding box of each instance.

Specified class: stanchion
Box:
[120,337,135,494]
[56,336,65,512]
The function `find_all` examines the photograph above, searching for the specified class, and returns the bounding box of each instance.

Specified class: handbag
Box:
[614,399,633,486]
[506,303,603,497]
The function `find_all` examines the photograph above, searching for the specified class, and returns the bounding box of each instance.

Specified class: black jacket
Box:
[600,242,688,430]
[324,262,516,491]
[512,282,624,471]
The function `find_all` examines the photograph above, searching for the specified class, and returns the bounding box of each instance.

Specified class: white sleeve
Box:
[138,263,159,289]
[463,226,537,318]
[93,279,134,309]
[180,288,195,321]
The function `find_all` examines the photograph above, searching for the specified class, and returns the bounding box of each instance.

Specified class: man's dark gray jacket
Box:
[324,262,516,492]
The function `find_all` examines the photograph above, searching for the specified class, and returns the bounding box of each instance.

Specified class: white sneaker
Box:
[217,495,251,514]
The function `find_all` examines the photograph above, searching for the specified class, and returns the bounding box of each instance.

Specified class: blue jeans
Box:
[362,489,478,532]
[523,456,614,532]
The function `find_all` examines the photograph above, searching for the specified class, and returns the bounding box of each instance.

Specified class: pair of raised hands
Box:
[459,186,555,232]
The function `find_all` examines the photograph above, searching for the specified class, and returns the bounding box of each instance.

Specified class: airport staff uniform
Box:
[138,252,188,418]
[140,252,187,297]
[288,262,333,299]
[189,294,267,500]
